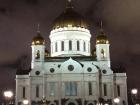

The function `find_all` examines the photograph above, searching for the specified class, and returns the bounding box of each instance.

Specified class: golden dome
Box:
[52,2,89,29]
[96,30,109,44]
[32,32,45,45]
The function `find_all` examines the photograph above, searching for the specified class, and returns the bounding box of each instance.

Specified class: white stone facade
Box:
[50,26,91,57]
[16,36,128,105]
[16,57,128,105]
[15,5,128,105]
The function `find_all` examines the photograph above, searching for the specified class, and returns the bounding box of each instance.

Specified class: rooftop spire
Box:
[99,21,105,35]
[100,21,103,32]
[37,24,40,33]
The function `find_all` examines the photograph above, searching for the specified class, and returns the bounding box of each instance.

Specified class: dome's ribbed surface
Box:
[32,32,45,45]
[52,7,89,29]
[96,30,109,44]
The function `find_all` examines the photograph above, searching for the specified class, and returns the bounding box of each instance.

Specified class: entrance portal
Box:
[68,102,75,105]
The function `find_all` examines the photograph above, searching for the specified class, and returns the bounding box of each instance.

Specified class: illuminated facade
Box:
[16,1,128,105]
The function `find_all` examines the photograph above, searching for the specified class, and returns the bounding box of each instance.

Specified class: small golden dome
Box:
[96,30,109,44]
[32,32,45,45]
[52,1,89,29]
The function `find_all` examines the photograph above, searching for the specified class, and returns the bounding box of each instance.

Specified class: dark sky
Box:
[0,0,140,98]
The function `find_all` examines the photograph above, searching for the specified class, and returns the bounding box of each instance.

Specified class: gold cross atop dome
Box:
[37,24,40,33]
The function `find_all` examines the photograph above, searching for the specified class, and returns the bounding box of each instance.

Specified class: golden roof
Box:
[52,2,89,29]
[96,30,109,44]
[32,32,45,45]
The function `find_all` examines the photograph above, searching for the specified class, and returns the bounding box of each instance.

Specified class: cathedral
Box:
[15,1,128,105]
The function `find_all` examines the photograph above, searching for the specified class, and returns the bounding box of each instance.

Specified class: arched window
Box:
[77,41,80,51]
[35,50,40,59]
[49,82,55,96]
[69,40,72,50]
[88,82,92,95]
[61,41,64,51]
[83,41,86,51]
[55,42,58,52]
[103,84,107,96]
[36,85,39,98]
[101,49,105,58]
[68,103,75,105]
[88,103,94,105]
[65,82,77,96]
[22,87,25,98]
[117,85,120,96]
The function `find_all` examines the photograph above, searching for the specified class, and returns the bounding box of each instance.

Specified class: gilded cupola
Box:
[52,0,89,30]
[32,31,45,45]
[96,30,109,44]
[96,22,109,44]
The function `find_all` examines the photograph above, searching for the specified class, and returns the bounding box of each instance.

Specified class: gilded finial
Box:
[99,21,105,35]
[100,21,103,32]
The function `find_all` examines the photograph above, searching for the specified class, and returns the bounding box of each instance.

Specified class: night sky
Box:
[0,0,140,99]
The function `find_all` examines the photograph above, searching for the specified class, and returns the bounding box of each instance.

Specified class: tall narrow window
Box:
[69,40,72,50]
[36,85,39,98]
[61,41,64,51]
[77,41,80,51]
[83,42,86,51]
[50,82,55,96]
[101,49,105,58]
[65,82,77,96]
[117,85,120,96]
[71,82,77,96]
[65,82,70,96]
[22,87,25,98]
[104,84,107,96]
[35,50,40,59]
[88,82,92,95]
[55,42,58,52]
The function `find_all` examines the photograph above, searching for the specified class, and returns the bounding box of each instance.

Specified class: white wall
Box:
[49,27,91,57]
[16,59,128,105]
